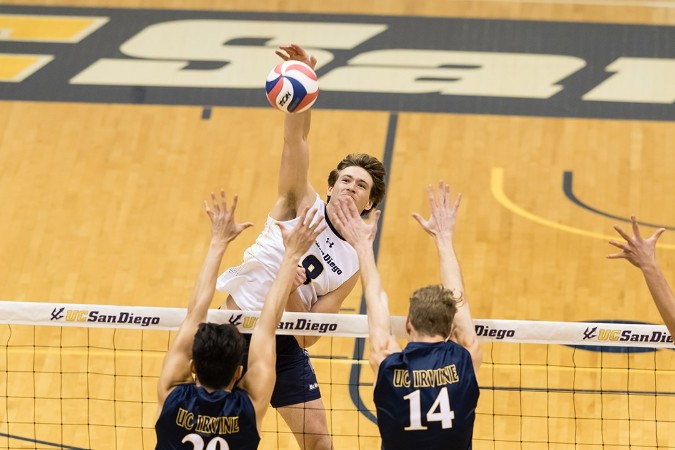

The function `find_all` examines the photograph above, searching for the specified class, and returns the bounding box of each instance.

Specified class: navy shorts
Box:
[241,334,321,408]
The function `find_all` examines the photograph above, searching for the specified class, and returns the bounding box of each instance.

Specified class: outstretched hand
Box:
[608,216,665,269]
[412,181,461,240]
[204,190,254,244]
[278,207,326,259]
[332,197,381,248]
[275,44,317,70]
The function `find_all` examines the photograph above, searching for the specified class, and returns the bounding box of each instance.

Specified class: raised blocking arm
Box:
[331,197,401,375]
[412,182,482,374]
[157,192,252,414]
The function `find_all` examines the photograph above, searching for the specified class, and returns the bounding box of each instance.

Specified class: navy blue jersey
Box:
[374,340,479,450]
[155,384,260,450]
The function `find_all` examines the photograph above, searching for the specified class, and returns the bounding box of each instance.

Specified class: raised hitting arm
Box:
[412,182,482,374]
[239,207,326,429]
[608,216,675,338]
[157,191,253,414]
[332,197,401,374]
[270,44,319,221]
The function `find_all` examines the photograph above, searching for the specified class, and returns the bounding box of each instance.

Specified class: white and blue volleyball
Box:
[265,61,319,113]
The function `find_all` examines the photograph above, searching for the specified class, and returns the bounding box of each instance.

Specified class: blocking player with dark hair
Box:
[155,191,325,449]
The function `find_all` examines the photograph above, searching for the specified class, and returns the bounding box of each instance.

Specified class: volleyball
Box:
[265,61,319,113]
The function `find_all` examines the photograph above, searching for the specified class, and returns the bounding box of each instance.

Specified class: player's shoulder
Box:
[312,193,326,211]
[270,194,324,223]
[300,192,324,212]
[167,382,195,398]
[160,383,195,412]
[379,349,405,368]
[232,386,254,399]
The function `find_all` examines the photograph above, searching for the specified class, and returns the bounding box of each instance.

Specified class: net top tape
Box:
[0,301,671,348]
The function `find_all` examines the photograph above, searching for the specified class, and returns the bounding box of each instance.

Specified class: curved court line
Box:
[491,167,675,250]
[563,171,675,231]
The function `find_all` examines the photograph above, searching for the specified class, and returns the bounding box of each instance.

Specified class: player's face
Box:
[328,166,374,213]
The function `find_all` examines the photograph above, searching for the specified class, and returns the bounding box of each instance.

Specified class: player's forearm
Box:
[247,258,299,374]
[284,109,311,143]
[285,290,309,313]
[278,112,311,198]
[435,236,465,298]
[366,293,393,344]
[286,290,316,348]
[641,262,675,337]
[436,235,479,351]
[355,244,392,342]
[187,240,229,318]
[257,255,302,335]
[297,299,333,348]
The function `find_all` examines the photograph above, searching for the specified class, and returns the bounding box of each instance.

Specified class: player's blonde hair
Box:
[408,284,460,338]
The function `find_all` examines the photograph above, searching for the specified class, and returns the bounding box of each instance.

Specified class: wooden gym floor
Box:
[0,0,673,448]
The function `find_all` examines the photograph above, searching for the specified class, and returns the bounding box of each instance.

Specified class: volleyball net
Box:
[0,301,673,449]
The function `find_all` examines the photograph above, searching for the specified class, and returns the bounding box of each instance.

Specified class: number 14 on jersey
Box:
[403,387,455,430]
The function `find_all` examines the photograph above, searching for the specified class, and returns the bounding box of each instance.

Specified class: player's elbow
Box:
[370,341,388,359]
[295,335,320,348]
[369,334,394,365]
[454,329,482,372]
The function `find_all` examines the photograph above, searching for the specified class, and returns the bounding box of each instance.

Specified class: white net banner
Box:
[0,301,671,348]
[0,300,404,337]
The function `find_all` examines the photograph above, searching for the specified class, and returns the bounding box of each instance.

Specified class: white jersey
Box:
[216,195,359,311]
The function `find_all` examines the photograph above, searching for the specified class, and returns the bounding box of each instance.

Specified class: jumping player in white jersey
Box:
[331,183,481,450]
[216,44,387,449]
